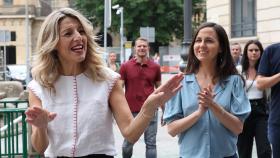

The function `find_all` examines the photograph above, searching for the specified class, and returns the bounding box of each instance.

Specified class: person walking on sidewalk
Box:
[163,22,251,158]
[24,8,183,158]
[108,51,120,73]
[257,42,280,158]
[119,37,162,158]
[236,40,271,158]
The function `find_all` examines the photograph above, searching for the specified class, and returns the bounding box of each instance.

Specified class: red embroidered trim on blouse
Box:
[71,76,79,157]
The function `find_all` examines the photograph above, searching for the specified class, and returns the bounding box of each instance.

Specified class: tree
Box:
[74,0,206,47]
[74,0,184,46]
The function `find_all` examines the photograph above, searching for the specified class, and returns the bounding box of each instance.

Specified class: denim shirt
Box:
[163,74,251,158]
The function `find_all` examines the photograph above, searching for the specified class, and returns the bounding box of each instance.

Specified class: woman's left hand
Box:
[145,73,184,110]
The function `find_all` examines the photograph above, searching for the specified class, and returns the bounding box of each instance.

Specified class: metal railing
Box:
[0,97,41,158]
[0,108,27,158]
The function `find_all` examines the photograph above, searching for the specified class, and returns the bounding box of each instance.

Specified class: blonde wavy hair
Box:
[32,8,108,92]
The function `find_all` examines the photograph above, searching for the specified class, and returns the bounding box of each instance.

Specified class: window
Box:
[231,0,256,37]
[11,32,16,41]
[3,0,13,6]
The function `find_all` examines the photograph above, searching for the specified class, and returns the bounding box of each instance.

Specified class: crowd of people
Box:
[25,7,280,158]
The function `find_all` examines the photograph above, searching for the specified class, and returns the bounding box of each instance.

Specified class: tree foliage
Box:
[74,0,206,46]
[74,0,184,45]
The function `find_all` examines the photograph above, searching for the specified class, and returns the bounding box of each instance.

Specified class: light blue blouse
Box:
[163,74,251,158]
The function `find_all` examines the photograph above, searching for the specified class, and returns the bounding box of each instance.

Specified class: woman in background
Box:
[237,40,272,158]
[108,51,120,72]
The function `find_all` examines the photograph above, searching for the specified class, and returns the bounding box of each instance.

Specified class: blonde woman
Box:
[25,8,183,158]
[107,51,120,72]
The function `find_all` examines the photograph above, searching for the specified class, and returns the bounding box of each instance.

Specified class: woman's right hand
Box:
[197,103,208,114]
[145,73,184,110]
[25,106,56,129]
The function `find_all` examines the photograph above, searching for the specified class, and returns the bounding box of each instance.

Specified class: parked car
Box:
[7,64,28,88]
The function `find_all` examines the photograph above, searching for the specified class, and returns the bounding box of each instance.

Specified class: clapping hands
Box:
[198,84,215,109]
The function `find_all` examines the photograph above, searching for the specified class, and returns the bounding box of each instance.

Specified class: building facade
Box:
[207,0,280,48]
[0,0,74,65]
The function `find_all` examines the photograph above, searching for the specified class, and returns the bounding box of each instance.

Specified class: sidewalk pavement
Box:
[113,73,179,158]
[113,109,179,158]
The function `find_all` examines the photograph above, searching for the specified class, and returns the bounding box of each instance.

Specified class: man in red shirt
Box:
[119,37,161,158]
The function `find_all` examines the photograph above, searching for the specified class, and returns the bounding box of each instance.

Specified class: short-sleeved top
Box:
[28,67,119,157]
[236,65,263,100]
[163,74,251,158]
[258,43,280,126]
[119,58,161,112]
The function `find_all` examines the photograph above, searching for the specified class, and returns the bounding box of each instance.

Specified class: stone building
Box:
[206,0,280,48]
[3,0,279,65]
[0,0,74,65]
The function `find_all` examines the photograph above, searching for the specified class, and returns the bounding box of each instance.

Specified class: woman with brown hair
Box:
[163,22,251,158]
[237,40,272,158]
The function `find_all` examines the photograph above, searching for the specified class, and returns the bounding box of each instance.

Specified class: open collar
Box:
[184,74,230,96]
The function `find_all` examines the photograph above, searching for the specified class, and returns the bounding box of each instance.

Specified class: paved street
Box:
[113,109,179,158]
[112,73,258,158]
[113,74,180,158]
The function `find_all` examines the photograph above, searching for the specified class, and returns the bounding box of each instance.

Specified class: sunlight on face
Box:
[194,27,220,63]
[134,40,149,58]
[56,17,88,65]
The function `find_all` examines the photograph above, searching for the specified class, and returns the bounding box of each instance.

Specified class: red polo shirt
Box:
[119,58,161,112]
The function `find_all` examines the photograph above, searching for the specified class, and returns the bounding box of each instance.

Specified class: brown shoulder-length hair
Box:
[241,40,264,75]
[185,22,238,82]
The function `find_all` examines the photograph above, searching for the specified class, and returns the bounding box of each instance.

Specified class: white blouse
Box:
[236,65,263,100]
[28,67,120,157]
[246,79,263,100]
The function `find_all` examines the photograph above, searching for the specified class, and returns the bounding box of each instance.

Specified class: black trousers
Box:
[57,154,113,158]
[237,100,271,158]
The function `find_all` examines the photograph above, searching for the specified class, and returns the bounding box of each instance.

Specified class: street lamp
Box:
[112,4,125,63]
[180,0,192,72]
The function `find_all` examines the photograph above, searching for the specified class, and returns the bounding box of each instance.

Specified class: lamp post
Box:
[112,5,125,63]
[104,0,111,61]
[180,0,192,72]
